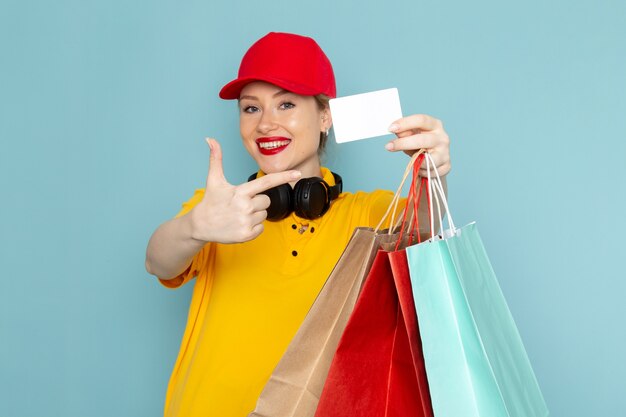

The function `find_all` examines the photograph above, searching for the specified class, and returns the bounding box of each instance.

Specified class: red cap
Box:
[219,32,336,100]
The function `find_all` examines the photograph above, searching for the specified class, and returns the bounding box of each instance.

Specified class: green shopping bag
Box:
[406,154,549,417]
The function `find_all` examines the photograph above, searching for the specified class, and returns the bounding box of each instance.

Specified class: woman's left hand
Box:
[385,114,451,177]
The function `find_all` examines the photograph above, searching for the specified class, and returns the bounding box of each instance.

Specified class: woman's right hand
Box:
[189,138,301,244]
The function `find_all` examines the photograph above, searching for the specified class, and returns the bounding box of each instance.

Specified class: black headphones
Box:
[248,172,343,221]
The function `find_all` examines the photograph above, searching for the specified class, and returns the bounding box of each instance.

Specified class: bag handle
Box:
[374,150,426,234]
[424,152,456,237]
[395,159,431,251]
[375,150,456,242]
[375,151,434,251]
[392,155,430,250]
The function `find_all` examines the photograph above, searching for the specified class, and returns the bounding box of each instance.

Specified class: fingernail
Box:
[291,171,302,179]
[385,142,394,151]
[388,123,399,132]
[205,138,213,150]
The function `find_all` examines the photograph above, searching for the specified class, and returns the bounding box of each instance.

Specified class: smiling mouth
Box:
[256,137,291,155]
[258,140,290,149]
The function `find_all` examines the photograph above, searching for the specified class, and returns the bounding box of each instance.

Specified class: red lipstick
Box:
[256,136,291,156]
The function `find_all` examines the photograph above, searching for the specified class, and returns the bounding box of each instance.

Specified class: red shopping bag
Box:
[314,248,433,417]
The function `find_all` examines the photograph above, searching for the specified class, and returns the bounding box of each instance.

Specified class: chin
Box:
[255,159,292,175]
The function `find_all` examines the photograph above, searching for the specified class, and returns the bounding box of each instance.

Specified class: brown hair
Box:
[314,94,331,156]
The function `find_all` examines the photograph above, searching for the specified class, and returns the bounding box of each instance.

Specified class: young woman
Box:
[146,32,451,417]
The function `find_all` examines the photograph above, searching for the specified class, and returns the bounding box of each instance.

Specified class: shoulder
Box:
[329,189,396,228]
[335,189,394,210]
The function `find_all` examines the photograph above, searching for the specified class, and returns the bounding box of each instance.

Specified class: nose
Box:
[256,108,279,134]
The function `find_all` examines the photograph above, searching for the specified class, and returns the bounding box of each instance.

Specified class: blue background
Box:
[1,0,625,416]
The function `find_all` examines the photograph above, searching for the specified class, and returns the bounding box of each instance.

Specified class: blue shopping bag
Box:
[406,154,549,417]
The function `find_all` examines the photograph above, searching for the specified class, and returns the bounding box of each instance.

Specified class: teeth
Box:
[259,140,290,149]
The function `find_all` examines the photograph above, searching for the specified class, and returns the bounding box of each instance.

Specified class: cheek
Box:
[239,119,257,152]
[239,118,256,139]
[239,117,248,134]
[285,111,321,140]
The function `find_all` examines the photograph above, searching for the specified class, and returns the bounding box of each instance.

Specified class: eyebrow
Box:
[238,89,292,101]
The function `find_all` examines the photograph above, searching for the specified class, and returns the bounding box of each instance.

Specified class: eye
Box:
[242,105,259,114]
[279,101,295,110]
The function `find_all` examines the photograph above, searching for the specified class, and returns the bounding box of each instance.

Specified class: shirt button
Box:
[291,224,297,230]
[310,227,315,233]
[292,250,298,257]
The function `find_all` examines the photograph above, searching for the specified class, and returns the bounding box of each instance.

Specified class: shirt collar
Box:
[253,167,334,184]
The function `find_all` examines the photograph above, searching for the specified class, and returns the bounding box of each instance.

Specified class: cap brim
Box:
[219,75,322,100]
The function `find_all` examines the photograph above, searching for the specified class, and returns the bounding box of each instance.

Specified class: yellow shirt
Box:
[160,168,396,417]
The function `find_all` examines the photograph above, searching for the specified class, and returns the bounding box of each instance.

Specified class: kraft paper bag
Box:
[248,227,401,417]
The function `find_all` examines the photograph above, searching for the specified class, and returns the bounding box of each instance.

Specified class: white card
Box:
[329,88,403,143]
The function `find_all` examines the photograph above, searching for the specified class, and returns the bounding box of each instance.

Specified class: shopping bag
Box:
[406,153,549,417]
[248,227,400,417]
[249,153,427,417]
[314,152,433,417]
[387,249,432,416]
[314,247,433,417]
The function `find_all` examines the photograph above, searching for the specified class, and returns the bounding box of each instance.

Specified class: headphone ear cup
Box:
[262,183,293,221]
[294,178,330,219]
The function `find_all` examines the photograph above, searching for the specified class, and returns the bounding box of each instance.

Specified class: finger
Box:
[422,151,451,170]
[394,129,415,139]
[235,212,267,242]
[250,210,268,225]
[251,193,271,211]
[205,138,227,186]
[248,222,265,240]
[388,114,442,134]
[239,170,302,197]
[420,161,452,177]
[385,132,447,152]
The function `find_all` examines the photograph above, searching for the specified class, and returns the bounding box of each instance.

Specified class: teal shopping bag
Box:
[406,222,549,417]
